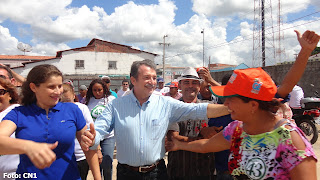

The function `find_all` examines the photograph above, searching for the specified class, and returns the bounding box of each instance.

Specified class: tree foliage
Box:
[311,47,320,56]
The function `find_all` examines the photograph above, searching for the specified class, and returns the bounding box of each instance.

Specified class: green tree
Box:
[311,47,320,56]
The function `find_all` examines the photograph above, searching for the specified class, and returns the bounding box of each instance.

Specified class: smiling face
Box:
[0,85,11,112]
[131,64,157,99]
[224,96,251,121]
[179,79,200,102]
[122,82,129,91]
[200,81,212,100]
[92,83,104,99]
[30,75,63,110]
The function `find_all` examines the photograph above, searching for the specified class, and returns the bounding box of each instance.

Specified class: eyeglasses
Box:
[0,89,8,96]
[123,84,129,85]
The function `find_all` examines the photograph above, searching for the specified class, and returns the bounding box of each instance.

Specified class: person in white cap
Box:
[101,76,118,98]
[81,59,230,180]
[166,67,217,180]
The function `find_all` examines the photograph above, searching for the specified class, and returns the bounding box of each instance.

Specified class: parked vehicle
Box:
[292,97,320,144]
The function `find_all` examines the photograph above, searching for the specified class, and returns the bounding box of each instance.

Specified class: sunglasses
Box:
[123,84,129,85]
[0,89,8,96]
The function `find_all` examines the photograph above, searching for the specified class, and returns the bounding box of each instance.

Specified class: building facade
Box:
[11,38,157,91]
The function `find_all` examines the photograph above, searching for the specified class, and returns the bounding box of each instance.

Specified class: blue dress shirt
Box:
[92,92,208,166]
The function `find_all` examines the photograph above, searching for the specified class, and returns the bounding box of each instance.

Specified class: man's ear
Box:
[29,83,37,93]
[10,78,16,86]
[130,76,136,86]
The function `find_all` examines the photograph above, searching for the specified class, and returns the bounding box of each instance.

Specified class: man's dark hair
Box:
[130,59,156,79]
[122,79,129,84]
[0,65,13,79]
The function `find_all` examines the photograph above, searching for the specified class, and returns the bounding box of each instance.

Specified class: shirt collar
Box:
[31,102,62,112]
[129,89,152,106]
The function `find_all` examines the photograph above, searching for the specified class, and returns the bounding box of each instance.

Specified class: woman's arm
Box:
[77,126,101,180]
[289,129,317,180]
[0,120,58,169]
[166,131,230,153]
[277,30,320,98]
[290,157,316,180]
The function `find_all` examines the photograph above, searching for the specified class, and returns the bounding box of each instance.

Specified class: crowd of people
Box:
[0,29,318,180]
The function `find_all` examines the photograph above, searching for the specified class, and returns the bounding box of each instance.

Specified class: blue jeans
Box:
[100,136,115,180]
[117,159,168,180]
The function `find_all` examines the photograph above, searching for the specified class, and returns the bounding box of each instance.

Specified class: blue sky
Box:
[0,0,319,67]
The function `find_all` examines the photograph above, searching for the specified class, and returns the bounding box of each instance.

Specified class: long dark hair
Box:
[85,79,110,105]
[237,95,281,113]
[21,64,62,106]
[0,78,19,104]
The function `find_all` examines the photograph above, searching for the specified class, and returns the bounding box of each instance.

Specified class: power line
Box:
[165,11,320,59]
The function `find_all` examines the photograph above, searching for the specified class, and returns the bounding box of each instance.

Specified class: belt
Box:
[121,159,162,173]
[217,170,231,175]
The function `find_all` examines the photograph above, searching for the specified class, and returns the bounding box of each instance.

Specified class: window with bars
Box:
[108,61,117,69]
[75,60,84,69]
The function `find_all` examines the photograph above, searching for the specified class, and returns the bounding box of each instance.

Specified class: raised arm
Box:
[277,30,320,98]
[199,67,221,86]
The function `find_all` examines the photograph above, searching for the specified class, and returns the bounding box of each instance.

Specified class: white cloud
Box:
[0,0,72,23]
[0,25,20,55]
[30,42,70,56]
[0,0,319,68]
[99,0,177,44]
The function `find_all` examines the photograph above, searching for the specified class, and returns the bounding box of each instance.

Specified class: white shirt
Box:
[155,87,170,94]
[74,102,94,161]
[117,89,130,97]
[0,104,20,180]
[289,85,304,109]
[87,96,116,139]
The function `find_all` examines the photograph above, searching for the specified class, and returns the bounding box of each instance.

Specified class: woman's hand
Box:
[165,135,180,152]
[295,30,320,51]
[25,141,58,169]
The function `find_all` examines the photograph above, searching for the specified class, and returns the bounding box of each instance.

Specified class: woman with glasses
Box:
[0,78,20,180]
[0,64,100,180]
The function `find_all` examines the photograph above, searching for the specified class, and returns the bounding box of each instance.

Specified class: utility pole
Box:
[201,29,205,66]
[159,35,170,79]
[261,0,266,67]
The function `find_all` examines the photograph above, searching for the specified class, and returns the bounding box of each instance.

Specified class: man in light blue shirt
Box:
[82,59,229,180]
